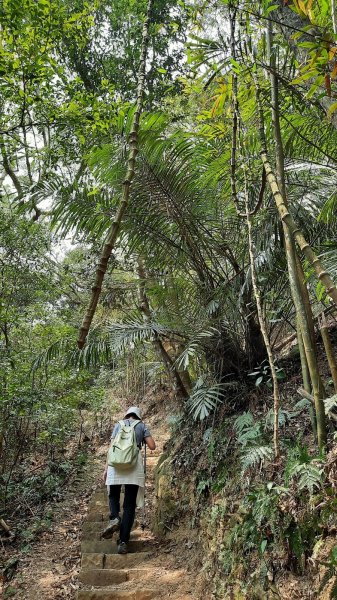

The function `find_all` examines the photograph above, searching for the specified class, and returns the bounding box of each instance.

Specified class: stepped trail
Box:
[77,422,194,600]
[6,412,196,599]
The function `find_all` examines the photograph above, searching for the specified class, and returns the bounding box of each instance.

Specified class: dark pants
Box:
[108,484,138,543]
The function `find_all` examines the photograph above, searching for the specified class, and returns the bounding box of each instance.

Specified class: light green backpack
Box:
[107,420,140,470]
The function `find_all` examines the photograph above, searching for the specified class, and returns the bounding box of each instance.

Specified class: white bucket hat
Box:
[124,406,142,420]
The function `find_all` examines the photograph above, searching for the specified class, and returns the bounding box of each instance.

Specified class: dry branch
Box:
[0,518,12,537]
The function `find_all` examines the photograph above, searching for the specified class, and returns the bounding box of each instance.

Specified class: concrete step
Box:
[81,553,151,570]
[77,590,156,600]
[81,540,151,555]
[79,568,185,587]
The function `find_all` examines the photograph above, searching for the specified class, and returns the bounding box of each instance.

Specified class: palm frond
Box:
[175,326,219,370]
[187,378,225,421]
[107,318,170,355]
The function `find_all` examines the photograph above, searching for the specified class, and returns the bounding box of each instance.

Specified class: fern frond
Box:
[293,398,312,413]
[324,394,337,415]
[237,423,263,447]
[289,462,323,495]
[234,411,254,435]
[241,445,273,472]
[264,408,293,430]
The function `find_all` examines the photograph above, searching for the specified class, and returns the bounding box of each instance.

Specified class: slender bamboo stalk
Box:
[332,0,337,36]
[229,6,239,210]
[320,313,337,392]
[244,183,280,459]
[297,323,317,436]
[77,0,153,348]
[296,256,326,399]
[297,323,311,392]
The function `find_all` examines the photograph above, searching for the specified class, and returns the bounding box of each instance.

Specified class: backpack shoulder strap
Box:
[117,419,140,429]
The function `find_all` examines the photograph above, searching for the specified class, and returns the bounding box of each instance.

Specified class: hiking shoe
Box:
[117,541,128,554]
[101,517,120,539]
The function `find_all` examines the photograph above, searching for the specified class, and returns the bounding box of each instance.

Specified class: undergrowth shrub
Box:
[192,406,337,596]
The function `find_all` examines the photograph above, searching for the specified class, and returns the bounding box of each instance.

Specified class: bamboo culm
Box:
[265,21,324,445]
[320,313,337,392]
[77,0,153,348]
[259,146,337,306]
[254,81,328,448]
[244,178,280,459]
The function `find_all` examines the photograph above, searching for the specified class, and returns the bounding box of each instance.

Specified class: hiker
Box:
[102,406,156,554]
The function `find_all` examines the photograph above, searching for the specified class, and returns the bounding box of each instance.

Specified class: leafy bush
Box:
[248,359,286,388]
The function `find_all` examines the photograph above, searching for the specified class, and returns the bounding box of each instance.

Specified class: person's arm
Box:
[144,435,156,451]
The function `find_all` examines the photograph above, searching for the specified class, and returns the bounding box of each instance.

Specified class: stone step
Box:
[79,569,127,586]
[82,526,146,542]
[88,500,109,509]
[85,513,145,525]
[81,553,151,570]
[145,457,159,467]
[77,589,156,600]
[85,512,106,522]
[79,568,186,587]
[83,522,144,534]
[81,539,151,555]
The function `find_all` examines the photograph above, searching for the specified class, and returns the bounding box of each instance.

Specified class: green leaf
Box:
[266,4,279,14]
[328,102,337,119]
